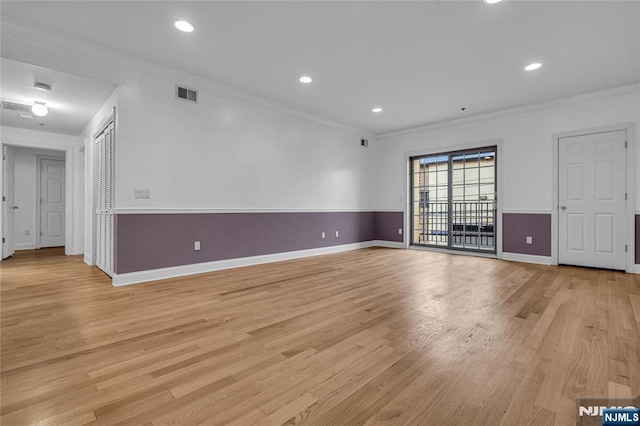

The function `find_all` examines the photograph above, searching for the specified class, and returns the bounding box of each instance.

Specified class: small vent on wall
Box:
[176,85,198,103]
[1,100,32,113]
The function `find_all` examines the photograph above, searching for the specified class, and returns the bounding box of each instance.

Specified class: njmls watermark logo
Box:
[577,397,640,426]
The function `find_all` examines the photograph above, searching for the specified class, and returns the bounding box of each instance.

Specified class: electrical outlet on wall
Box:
[398,228,403,235]
[526,236,533,245]
[335,231,339,238]
[25,229,30,236]
[194,241,200,251]
[321,232,325,239]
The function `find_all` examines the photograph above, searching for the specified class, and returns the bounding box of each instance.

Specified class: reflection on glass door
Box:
[411,147,496,253]
[412,154,449,246]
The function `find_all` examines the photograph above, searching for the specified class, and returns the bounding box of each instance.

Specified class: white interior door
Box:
[558,130,626,270]
[40,158,65,248]
[95,121,114,276]
[2,146,16,259]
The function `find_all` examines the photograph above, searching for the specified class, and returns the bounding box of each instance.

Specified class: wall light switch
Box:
[321,232,325,239]
[194,241,201,251]
[398,228,403,235]
[335,231,339,238]
[526,236,533,245]
[135,189,151,199]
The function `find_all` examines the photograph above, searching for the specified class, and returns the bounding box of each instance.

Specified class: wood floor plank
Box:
[1,247,639,425]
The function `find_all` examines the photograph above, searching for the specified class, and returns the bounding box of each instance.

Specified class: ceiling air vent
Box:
[1,100,32,113]
[176,85,198,103]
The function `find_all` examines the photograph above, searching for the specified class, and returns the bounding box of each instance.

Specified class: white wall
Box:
[374,88,640,212]
[12,147,65,250]
[6,17,636,270]
[114,74,375,211]
[0,126,83,255]
[81,76,375,266]
[1,21,376,215]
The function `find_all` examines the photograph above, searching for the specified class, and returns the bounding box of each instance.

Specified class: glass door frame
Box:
[409,145,498,254]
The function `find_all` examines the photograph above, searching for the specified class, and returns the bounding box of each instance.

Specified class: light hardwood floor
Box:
[1,247,639,425]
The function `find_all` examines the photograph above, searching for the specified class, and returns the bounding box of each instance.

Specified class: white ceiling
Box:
[1,1,638,135]
[0,59,115,135]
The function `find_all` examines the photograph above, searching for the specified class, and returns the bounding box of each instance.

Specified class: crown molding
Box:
[4,15,636,141]
[378,82,640,140]
[1,18,374,139]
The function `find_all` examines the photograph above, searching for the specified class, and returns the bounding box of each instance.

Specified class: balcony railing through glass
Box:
[413,201,495,251]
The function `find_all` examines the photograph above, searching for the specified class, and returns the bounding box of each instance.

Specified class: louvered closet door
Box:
[95,121,115,277]
[106,125,114,274]
[96,132,104,272]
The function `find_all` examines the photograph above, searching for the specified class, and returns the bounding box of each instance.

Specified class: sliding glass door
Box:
[411,147,496,253]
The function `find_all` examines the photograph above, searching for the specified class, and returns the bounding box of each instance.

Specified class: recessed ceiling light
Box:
[175,20,194,33]
[372,107,383,113]
[484,0,502,4]
[31,102,48,117]
[299,76,313,84]
[34,82,52,92]
[525,62,542,71]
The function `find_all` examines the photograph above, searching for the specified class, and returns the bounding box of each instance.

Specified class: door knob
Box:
[11,206,18,210]
[560,205,566,211]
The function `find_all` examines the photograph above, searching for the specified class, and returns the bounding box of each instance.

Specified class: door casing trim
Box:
[402,138,504,257]
[551,123,636,273]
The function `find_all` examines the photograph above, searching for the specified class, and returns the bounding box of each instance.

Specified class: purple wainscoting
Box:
[116,211,380,274]
[502,213,552,257]
[375,211,404,243]
[115,210,406,274]
[636,215,640,264]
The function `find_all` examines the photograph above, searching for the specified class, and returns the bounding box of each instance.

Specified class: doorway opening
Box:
[2,145,66,259]
[410,146,497,253]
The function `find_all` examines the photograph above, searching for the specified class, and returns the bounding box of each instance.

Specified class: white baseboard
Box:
[113,242,564,286]
[66,246,83,256]
[633,264,640,274]
[112,241,375,286]
[15,243,35,251]
[373,240,405,249]
[501,252,552,265]
[84,254,92,266]
[409,245,497,259]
